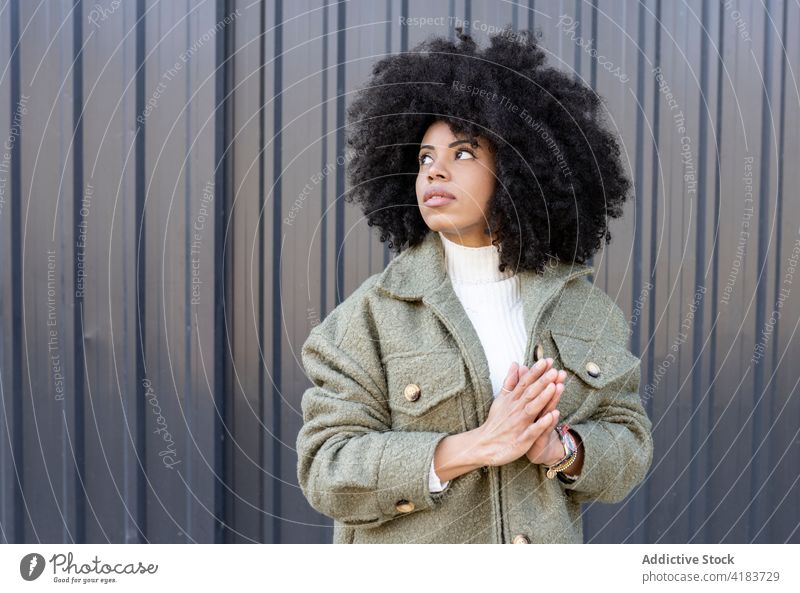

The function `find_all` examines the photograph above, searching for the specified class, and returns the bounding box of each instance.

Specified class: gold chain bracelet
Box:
[545,424,577,479]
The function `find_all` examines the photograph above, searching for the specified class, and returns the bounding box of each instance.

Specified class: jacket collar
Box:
[375,231,593,403]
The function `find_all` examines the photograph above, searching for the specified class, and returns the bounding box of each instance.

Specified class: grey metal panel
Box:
[80,0,141,543]
[770,0,800,544]
[141,0,189,542]
[0,0,797,544]
[138,0,221,543]
[0,0,20,545]
[227,0,266,545]
[17,0,80,543]
[280,0,333,544]
[582,0,650,543]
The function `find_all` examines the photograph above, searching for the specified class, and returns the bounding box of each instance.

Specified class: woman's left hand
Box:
[525,420,565,465]
[516,365,568,465]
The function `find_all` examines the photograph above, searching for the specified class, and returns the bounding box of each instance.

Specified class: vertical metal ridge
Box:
[258,0,267,545]
[643,0,663,546]
[589,0,597,90]
[689,0,711,542]
[633,0,647,350]
[707,0,726,544]
[71,0,87,544]
[622,0,649,544]
[394,0,407,268]
[270,0,284,544]
[511,0,518,31]
[750,0,774,543]
[321,0,329,315]
[646,0,662,417]
[573,0,581,78]
[9,0,24,544]
[767,0,789,543]
[384,0,393,267]
[584,0,597,277]
[182,0,193,541]
[528,0,535,33]
[134,0,147,544]
[213,0,231,544]
[334,1,345,307]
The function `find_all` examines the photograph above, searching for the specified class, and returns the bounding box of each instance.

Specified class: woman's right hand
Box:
[476,358,563,467]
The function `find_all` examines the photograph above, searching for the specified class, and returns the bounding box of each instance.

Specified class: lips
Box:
[423,187,457,207]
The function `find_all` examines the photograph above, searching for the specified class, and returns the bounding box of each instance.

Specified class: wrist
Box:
[540,429,565,466]
[471,425,495,467]
[433,428,491,482]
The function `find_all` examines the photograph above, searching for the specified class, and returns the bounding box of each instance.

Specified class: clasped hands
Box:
[479,357,569,468]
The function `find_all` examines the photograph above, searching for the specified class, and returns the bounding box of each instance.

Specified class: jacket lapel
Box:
[375,231,593,409]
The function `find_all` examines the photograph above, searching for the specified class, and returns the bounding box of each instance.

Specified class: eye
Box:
[418,153,432,166]
[456,149,475,160]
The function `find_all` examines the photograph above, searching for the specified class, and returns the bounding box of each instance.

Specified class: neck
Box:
[438,229,495,248]
[437,231,515,284]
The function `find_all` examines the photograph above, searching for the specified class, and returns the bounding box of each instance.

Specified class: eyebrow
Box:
[418,139,479,151]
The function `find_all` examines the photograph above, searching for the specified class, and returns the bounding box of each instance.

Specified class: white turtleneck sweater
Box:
[429,231,528,492]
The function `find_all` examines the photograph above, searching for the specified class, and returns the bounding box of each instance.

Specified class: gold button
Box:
[533,343,544,362]
[395,500,415,513]
[512,534,530,544]
[403,383,421,402]
[585,362,600,378]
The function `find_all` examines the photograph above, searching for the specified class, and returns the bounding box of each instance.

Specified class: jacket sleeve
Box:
[296,290,451,527]
[429,459,450,493]
[558,303,654,504]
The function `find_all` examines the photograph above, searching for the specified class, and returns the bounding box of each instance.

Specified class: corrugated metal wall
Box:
[1,0,798,544]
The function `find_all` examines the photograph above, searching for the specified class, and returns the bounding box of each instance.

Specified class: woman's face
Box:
[415,120,497,247]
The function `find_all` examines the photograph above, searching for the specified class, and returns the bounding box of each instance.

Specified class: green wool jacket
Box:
[296,230,653,544]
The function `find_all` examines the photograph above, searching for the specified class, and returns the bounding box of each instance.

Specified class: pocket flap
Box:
[384,350,468,416]
[550,331,640,389]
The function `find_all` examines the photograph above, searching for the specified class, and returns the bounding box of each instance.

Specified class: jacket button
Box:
[533,343,544,362]
[395,500,415,513]
[585,362,600,378]
[403,383,421,402]
[512,534,530,544]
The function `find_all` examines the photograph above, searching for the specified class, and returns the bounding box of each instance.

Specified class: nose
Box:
[427,157,449,181]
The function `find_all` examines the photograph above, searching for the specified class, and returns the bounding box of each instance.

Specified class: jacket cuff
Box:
[557,421,621,499]
[428,458,450,492]
[376,431,450,517]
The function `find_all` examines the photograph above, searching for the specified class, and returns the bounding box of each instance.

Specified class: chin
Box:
[419,215,455,233]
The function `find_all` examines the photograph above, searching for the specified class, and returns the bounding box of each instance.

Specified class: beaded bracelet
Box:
[556,430,581,481]
[546,450,577,478]
[546,424,577,479]
[560,430,582,481]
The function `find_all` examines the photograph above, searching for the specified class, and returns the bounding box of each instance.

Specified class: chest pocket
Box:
[384,350,468,433]
[549,330,640,417]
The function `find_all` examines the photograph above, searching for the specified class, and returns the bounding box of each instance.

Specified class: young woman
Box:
[296,28,653,544]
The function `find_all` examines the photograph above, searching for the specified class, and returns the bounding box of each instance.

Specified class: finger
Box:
[511,358,551,399]
[522,409,560,442]
[523,382,557,417]
[499,362,519,396]
[538,383,564,417]
[520,367,559,402]
[555,369,567,384]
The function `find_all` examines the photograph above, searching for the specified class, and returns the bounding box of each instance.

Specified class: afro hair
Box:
[345,27,631,274]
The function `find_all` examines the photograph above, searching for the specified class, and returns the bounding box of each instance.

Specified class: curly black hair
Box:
[345,27,631,274]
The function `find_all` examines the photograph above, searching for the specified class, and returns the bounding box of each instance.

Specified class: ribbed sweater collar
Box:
[437,231,515,284]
